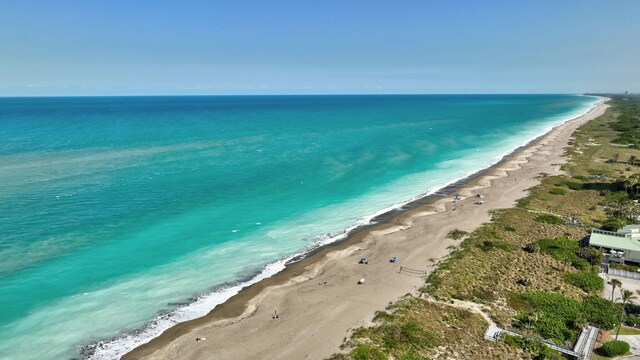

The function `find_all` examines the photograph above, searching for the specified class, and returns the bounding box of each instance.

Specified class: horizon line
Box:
[0,92,611,99]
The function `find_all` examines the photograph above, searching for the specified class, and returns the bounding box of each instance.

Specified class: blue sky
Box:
[0,0,638,96]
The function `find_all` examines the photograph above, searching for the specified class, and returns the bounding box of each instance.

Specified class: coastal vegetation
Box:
[502,334,563,360]
[447,229,468,240]
[562,271,604,293]
[599,340,630,357]
[329,96,640,360]
[327,296,503,360]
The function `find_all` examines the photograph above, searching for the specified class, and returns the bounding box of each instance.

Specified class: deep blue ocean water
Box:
[0,95,598,359]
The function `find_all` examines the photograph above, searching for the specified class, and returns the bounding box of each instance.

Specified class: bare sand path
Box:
[124,99,609,360]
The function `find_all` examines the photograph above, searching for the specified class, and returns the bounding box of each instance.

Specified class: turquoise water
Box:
[0,95,597,359]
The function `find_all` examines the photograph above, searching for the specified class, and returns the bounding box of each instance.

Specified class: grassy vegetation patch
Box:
[582,296,622,330]
[516,196,533,209]
[514,292,620,344]
[536,237,590,270]
[516,292,581,343]
[558,180,584,190]
[350,344,386,360]
[424,207,588,304]
[534,214,565,225]
[610,99,640,148]
[475,239,516,252]
[563,271,604,293]
[335,296,490,359]
[447,229,468,240]
[501,334,564,359]
[609,262,639,272]
[549,188,567,195]
[614,325,640,335]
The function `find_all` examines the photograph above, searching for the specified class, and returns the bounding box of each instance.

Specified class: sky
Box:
[0,0,639,96]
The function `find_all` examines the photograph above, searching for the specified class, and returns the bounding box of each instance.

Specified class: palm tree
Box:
[610,279,622,301]
[615,289,637,340]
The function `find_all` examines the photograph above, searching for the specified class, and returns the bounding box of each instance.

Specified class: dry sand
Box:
[123,99,609,360]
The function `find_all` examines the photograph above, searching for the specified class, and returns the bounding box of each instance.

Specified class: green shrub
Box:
[503,334,563,359]
[576,247,603,267]
[582,296,621,330]
[447,229,468,240]
[626,314,640,327]
[517,292,581,343]
[502,334,524,348]
[549,188,567,195]
[373,310,394,322]
[531,315,577,344]
[476,239,515,252]
[517,292,622,343]
[424,273,442,291]
[398,321,438,348]
[375,321,438,352]
[610,262,639,272]
[517,196,532,208]
[351,343,387,360]
[521,338,564,359]
[559,181,583,190]
[602,217,627,231]
[537,237,590,270]
[600,340,630,357]
[534,214,564,225]
[538,237,577,251]
[573,175,588,181]
[563,271,604,293]
[605,191,629,203]
[399,352,425,360]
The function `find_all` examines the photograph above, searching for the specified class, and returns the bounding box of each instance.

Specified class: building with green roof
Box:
[588,225,640,264]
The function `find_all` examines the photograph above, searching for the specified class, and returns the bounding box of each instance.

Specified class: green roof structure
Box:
[589,225,640,264]
[589,230,640,252]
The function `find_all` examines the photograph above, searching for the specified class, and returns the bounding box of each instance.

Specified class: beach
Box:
[0,95,600,360]
[122,98,609,360]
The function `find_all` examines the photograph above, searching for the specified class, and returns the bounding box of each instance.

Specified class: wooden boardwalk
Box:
[484,325,599,360]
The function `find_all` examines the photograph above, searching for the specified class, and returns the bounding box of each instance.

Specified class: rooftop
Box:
[590,226,640,251]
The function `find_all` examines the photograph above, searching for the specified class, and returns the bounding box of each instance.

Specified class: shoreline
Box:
[118,98,609,360]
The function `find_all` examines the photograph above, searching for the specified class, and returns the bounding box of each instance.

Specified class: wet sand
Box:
[123,99,609,360]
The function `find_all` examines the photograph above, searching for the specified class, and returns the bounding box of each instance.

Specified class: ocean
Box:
[0,95,598,359]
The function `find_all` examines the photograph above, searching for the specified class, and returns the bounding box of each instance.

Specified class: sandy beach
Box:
[123,99,609,360]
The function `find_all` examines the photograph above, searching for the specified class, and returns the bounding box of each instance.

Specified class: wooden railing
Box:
[399,266,427,276]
